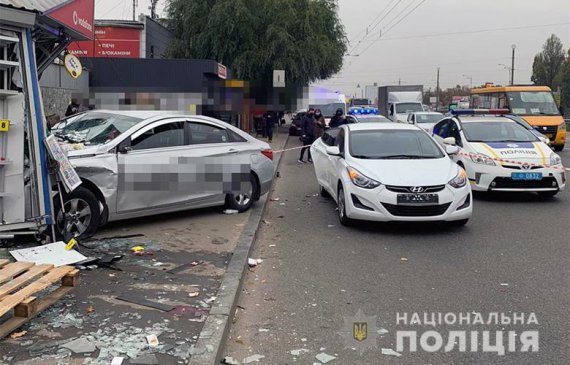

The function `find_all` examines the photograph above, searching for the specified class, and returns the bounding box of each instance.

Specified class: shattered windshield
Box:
[52,112,142,145]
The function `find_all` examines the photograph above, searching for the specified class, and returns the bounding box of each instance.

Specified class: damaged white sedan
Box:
[51,111,274,238]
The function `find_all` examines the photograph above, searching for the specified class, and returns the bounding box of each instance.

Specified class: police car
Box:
[346,107,391,123]
[431,109,566,198]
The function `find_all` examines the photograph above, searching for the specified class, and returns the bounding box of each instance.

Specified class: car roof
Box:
[411,112,443,115]
[74,109,186,119]
[346,122,421,131]
[455,116,517,124]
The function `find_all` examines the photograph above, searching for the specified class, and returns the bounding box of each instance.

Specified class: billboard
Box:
[45,0,95,40]
[68,26,141,58]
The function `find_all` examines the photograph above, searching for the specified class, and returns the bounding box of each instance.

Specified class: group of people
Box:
[298,107,347,163]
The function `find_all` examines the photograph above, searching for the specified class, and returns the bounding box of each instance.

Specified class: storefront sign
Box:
[218,63,227,80]
[68,26,141,58]
[45,0,95,40]
[64,53,82,78]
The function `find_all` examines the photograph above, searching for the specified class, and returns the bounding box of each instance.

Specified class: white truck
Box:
[377,85,424,123]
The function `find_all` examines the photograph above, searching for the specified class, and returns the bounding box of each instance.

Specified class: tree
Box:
[166,0,347,90]
[559,49,570,113]
[531,34,566,89]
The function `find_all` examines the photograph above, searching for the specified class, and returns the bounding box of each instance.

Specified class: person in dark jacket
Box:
[329,108,346,128]
[264,111,277,142]
[314,109,326,139]
[298,108,316,163]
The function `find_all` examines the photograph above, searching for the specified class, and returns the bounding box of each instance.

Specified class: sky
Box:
[95,0,570,97]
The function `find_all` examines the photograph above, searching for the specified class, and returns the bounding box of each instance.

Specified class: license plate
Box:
[397,193,439,204]
[511,172,543,181]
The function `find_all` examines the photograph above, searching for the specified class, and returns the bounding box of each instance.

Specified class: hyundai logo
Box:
[410,186,425,193]
[521,163,531,170]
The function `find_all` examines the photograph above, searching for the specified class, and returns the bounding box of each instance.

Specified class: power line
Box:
[349,0,396,44]
[100,0,125,18]
[348,0,403,54]
[380,0,419,33]
[359,0,428,56]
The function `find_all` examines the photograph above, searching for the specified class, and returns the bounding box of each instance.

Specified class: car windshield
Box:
[507,91,560,116]
[396,103,423,113]
[52,112,143,145]
[349,130,445,159]
[309,103,345,117]
[462,122,539,142]
[415,114,443,123]
[357,116,391,123]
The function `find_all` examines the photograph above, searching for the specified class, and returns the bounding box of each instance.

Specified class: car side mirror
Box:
[445,145,460,155]
[443,137,456,145]
[117,136,132,154]
[326,146,341,156]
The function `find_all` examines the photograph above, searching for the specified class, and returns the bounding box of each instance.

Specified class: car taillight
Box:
[261,149,273,161]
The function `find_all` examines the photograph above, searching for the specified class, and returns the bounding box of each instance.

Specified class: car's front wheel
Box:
[54,186,101,240]
[337,185,353,226]
[225,174,260,212]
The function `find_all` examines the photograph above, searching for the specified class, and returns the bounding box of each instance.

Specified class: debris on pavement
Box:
[111,357,125,365]
[377,328,389,335]
[9,331,27,339]
[381,348,402,357]
[189,292,200,298]
[116,293,175,312]
[500,283,509,286]
[400,257,408,262]
[10,241,87,266]
[269,197,280,201]
[315,352,336,363]
[291,348,310,356]
[131,246,145,253]
[248,258,263,267]
[242,354,265,363]
[262,219,271,224]
[222,356,241,365]
[258,328,269,333]
[224,209,239,215]
[61,337,96,354]
[146,334,159,347]
[205,296,217,304]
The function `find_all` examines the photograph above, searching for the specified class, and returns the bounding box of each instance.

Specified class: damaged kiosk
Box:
[0,0,93,243]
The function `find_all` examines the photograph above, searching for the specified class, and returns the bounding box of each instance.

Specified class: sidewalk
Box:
[0,129,288,365]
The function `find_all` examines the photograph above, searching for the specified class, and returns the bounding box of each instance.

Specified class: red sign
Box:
[68,26,141,58]
[218,64,227,80]
[45,0,95,40]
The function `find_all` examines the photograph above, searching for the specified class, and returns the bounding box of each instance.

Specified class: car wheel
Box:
[337,185,353,226]
[553,144,564,152]
[537,191,558,199]
[320,185,330,198]
[54,187,101,240]
[451,219,469,227]
[226,174,259,212]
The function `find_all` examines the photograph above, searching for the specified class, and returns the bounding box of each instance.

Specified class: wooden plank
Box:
[0,262,35,285]
[0,286,74,338]
[0,264,54,300]
[0,266,74,317]
[14,296,36,317]
[61,269,79,287]
[0,259,10,268]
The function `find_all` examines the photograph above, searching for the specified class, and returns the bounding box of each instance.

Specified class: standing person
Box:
[329,108,346,128]
[314,108,326,139]
[264,111,276,142]
[298,108,316,164]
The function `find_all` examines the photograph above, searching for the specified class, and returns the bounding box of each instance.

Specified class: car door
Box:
[328,128,347,196]
[432,119,451,143]
[116,118,191,214]
[314,128,340,193]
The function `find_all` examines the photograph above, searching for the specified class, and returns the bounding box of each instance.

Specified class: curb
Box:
[188,129,290,365]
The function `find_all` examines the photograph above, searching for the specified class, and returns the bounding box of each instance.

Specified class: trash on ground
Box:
[500,283,509,286]
[269,244,277,247]
[116,293,175,312]
[131,246,145,253]
[248,258,263,267]
[111,357,125,365]
[381,348,402,357]
[86,305,95,313]
[279,202,286,206]
[205,296,217,304]
[243,354,265,363]
[9,330,27,339]
[146,334,159,347]
[10,241,87,266]
[315,352,336,363]
[224,209,239,215]
[291,348,310,356]
[258,328,269,333]
[222,356,241,365]
[400,257,408,262]
[61,337,96,354]
[327,225,335,228]
[270,198,280,201]
[262,220,271,224]
[377,328,389,335]
[189,292,200,298]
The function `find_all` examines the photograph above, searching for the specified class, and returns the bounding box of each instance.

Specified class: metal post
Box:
[511,44,516,86]
[436,67,440,111]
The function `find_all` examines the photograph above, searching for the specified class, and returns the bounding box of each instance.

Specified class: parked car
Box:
[407,112,445,132]
[52,110,274,238]
[310,123,472,226]
[289,110,306,136]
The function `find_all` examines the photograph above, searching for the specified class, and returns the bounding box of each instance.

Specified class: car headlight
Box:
[448,168,468,188]
[550,153,562,166]
[347,167,381,189]
[469,153,496,166]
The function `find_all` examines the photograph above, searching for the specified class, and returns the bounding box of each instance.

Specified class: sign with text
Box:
[68,26,141,58]
[45,0,95,40]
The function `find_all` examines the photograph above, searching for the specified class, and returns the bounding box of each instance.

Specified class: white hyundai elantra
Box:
[310,123,472,226]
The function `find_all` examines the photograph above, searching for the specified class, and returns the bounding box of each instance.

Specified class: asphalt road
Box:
[223,138,569,365]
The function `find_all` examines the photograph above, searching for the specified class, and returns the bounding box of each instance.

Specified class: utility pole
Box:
[436,67,440,111]
[398,77,401,86]
[511,44,516,86]
[133,0,137,21]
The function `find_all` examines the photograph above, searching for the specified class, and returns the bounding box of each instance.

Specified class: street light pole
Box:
[511,44,516,86]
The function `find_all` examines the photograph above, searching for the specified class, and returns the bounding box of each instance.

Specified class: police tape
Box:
[271,144,568,171]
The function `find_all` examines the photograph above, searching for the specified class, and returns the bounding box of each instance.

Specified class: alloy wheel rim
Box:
[235,183,253,206]
[57,198,92,236]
